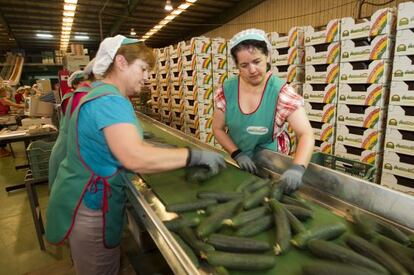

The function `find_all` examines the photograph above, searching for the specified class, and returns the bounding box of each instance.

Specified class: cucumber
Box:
[376,220,411,246]
[204,251,276,271]
[302,260,383,275]
[235,177,258,192]
[285,207,306,234]
[243,185,271,210]
[170,232,200,267]
[377,235,414,274]
[166,199,218,213]
[207,233,271,253]
[270,183,283,201]
[196,199,242,238]
[245,178,271,193]
[197,191,244,202]
[235,215,274,237]
[282,204,314,220]
[212,266,230,275]
[409,235,414,248]
[224,206,270,227]
[346,234,409,275]
[268,199,291,255]
[307,239,389,274]
[291,222,346,249]
[352,211,378,240]
[281,195,312,210]
[185,166,216,183]
[164,216,201,232]
[206,204,219,215]
[178,227,215,256]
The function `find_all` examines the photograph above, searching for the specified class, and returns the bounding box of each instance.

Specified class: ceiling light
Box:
[64,4,76,11]
[74,35,89,40]
[165,0,173,11]
[186,0,197,3]
[62,22,73,27]
[64,0,78,3]
[178,3,190,9]
[130,28,136,36]
[62,26,72,31]
[153,25,163,30]
[172,9,183,15]
[61,31,71,35]
[37,33,53,38]
[63,11,75,17]
[159,19,169,25]
[61,34,70,38]
[63,17,74,23]
[165,15,176,20]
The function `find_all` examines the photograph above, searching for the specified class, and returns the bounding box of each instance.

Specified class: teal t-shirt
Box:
[78,95,138,209]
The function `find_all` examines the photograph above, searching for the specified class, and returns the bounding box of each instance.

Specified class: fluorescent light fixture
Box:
[153,25,163,29]
[36,33,53,38]
[159,19,170,25]
[74,35,89,40]
[61,34,70,38]
[62,22,73,27]
[172,9,183,15]
[63,11,75,17]
[64,0,78,3]
[165,15,176,20]
[61,30,71,35]
[62,26,72,31]
[63,17,74,23]
[186,0,197,3]
[64,4,76,11]
[178,3,190,9]
[164,0,173,11]
[130,28,136,36]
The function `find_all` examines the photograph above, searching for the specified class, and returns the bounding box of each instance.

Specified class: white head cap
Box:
[83,58,95,75]
[228,28,272,53]
[67,70,85,88]
[93,35,139,76]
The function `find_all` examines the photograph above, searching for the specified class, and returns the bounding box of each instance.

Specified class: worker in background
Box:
[48,59,96,188]
[46,35,226,275]
[212,28,315,194]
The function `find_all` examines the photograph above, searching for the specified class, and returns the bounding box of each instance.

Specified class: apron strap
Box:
[87,174,113,213]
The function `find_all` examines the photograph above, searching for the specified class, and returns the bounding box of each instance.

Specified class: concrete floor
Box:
[0,142,172,275]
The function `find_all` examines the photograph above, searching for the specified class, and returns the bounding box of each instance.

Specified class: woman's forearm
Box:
[292,132,314,167]
[213,128,238,154]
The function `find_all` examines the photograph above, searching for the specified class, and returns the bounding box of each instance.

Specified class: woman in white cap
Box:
[46,35,225,275]
[212,28,314,194]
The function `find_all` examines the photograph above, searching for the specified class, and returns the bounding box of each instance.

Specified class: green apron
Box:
[224,75,285,157]
[46,83,143,248]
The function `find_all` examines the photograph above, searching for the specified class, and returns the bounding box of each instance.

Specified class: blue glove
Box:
[232,150,258,174]
[280,164,306,194]
[187,149,226,174]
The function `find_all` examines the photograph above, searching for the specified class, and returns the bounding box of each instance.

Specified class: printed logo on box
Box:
[305,19,340,46]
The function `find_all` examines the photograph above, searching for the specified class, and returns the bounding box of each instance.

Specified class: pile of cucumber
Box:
[163,177,414,274]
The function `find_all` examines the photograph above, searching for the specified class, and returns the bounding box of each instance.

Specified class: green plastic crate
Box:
[27,140,55,179]
[311,152,377,182]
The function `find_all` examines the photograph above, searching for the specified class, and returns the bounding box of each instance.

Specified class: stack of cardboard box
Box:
[156,48,172,125]
[382,1,414,194]
[335,8,396,182]
[304,19,341,154]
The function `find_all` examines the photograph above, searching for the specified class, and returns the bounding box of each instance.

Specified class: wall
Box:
[205,0,405,38]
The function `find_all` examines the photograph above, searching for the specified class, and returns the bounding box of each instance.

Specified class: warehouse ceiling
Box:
[0,0,265,54]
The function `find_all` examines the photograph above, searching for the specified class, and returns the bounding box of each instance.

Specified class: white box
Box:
[305,42,340,65]
[305,19,341,46]
[340,60,392,84]
[305,64,339,84]
[336,104,386,129]
[314,140,334,154]
[392,55,414,81]
[211,38,227,54]
[268,27,304,49]
[395,29,414,56]
[169,69,180,82]
[212,54,227,70]
[383,151,414,179]
[180,37,211,55]
[389,81,414,106]
[384,128,414,155]
[213,71,228,86]
[303,83,337,103]
[182,85,214,104]
[397,1,414,30]
[169,81,181,97]
[179,53,212,71]
[338,83,389,106]
[387,105,414,131]
[335,143,383,166]
[336,124,383,151]
[273,65,305,83]
[304,102,336,123]
[272,47,305,66]
[341,8,396,40]
[309,121,335,142]
[198,103,213,118]
[199,131,215,146]
[341,35,394,62]
[199,117,213,132]
[381,172,414,195]
[63,55,90,72]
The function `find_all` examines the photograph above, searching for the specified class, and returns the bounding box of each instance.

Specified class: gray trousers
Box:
[68,203,120,275]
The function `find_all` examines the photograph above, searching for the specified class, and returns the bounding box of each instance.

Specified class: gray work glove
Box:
[187,149,226,174]
[231,150,258,174]
[280,164,306,195]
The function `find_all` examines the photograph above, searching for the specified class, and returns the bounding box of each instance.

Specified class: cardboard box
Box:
[305,64,339,84]
[159,84,169,96]
[160,96,171,109]
[309,121,335,142]
[273,65,305,83]
[155,47,169,59]
[340,60,392,84]
[213,70,228,86]
[336,124,383,151]
[381,172,414,195]
[392,55,414,81]
[169,69,180,82]
[304,102,336,123]
[199,132,215,146]
[24,96,54,117]
[341,8,396,40]
[305,42,340,65]
[171,122,185,132]
[179,53,212,71]
[158,69,169,84]
[199,117,213,132]
[169,81,181,97]
[227,54,237,70]
[171,95,184,110]
[341,35,394,62]
[212,54,227,70]
[198,102,214,117]
[338,83,389,106]
[171,109,185,122]
[182,70,213,86]
[212,38,227,54]
[383,151,414,179]
[384,128,414,155]
[62,55,90,72]
[387,105,414,131]
[182,85,214,104]
[389,81,414,106]
[268,27,304,49]
[185,124,201,138]
[169,52,180,70]
[156,59,169,71]
[272,47,305,66]
[180,37,212,55]
[160,109,172,122]
[336,104,386,129]
[151,105,160,115]
[305,19,341,46]
[334,143,383,166]
[150,94,160,106]
[397,1,414,30]
[395,29,414,56]
[303,83,337,103]
[314,140,334,154]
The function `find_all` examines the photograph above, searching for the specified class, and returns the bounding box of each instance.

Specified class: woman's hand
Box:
[280,164,305,194]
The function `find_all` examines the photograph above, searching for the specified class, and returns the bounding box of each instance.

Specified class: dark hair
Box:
[230,39,269,64]
[71,77,83,88]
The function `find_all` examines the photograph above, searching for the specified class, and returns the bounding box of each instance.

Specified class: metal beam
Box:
[109,0,144,36]
[0,9,18,47]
